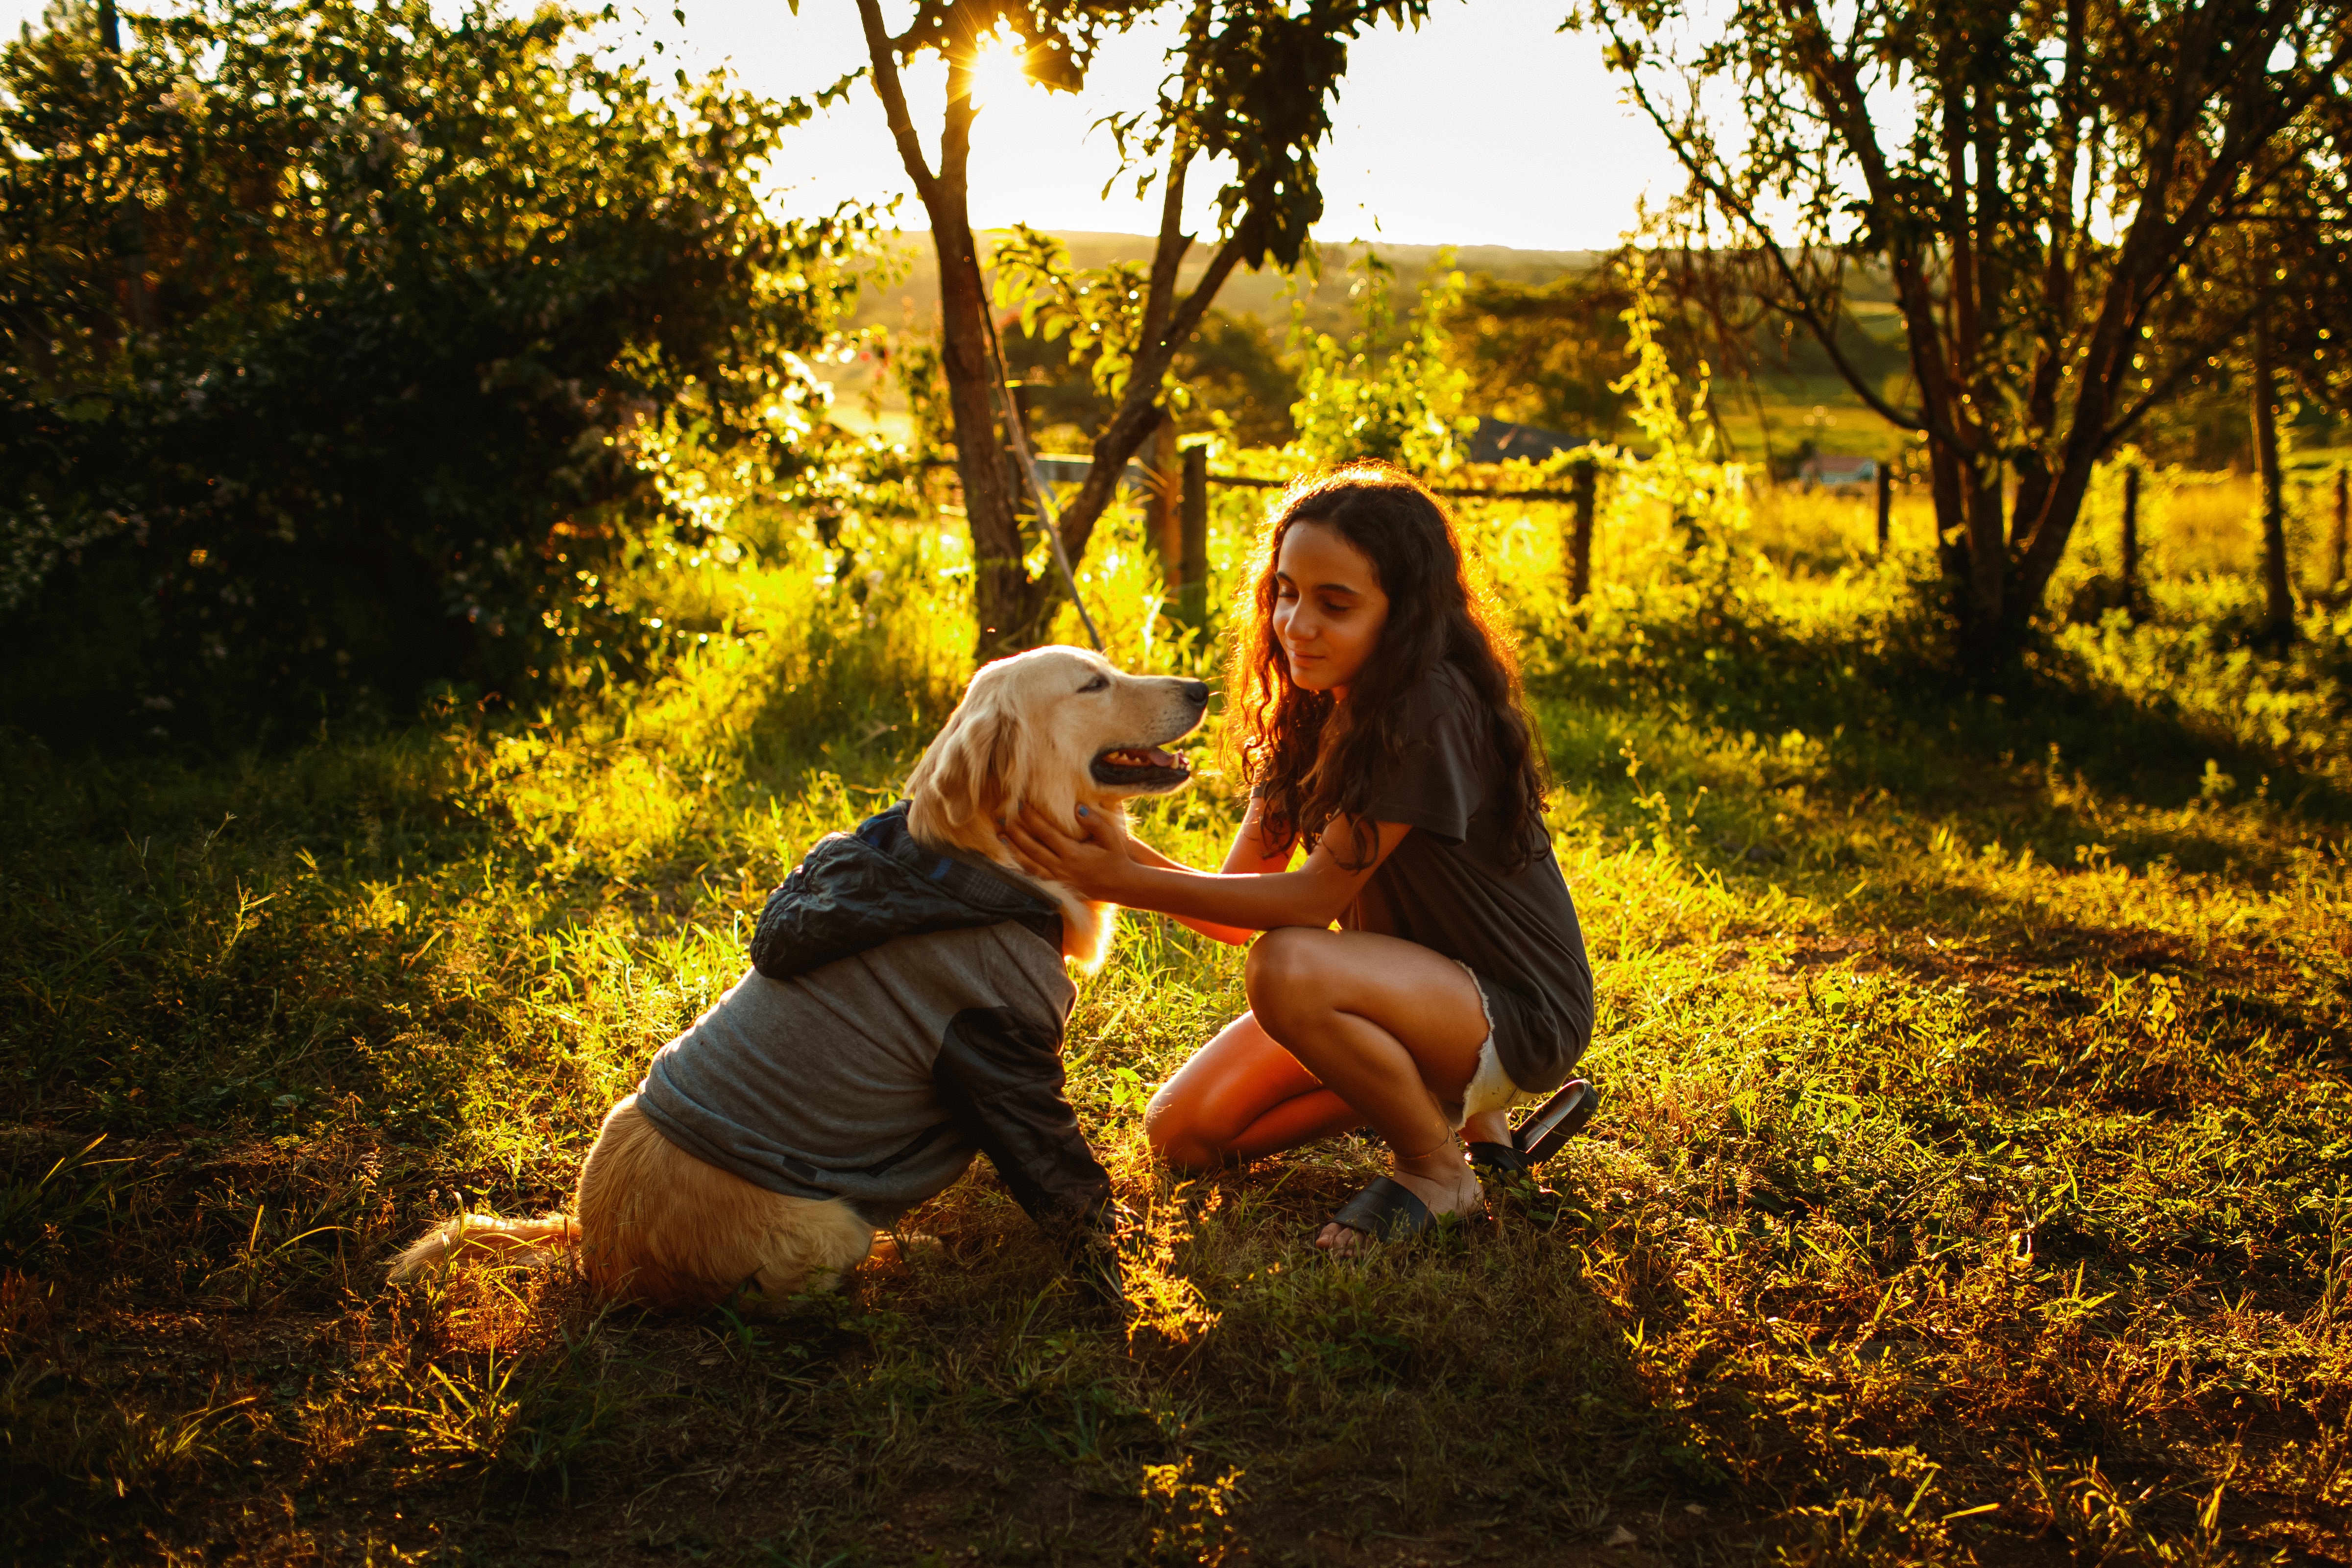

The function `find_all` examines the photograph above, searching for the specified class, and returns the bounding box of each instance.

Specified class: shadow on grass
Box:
[739,1157,1672,1560]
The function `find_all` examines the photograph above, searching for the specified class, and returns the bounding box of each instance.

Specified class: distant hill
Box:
[846,231,1603,335]
[828,231,1909,458]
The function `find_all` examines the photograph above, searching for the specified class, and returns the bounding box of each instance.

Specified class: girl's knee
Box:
[1146,1123,1219,1173]
[1143,1086,1217,1172]
[1244,927,1325,1020]
[1141,1083,1180,1153]
[1151,1132,1221,1174]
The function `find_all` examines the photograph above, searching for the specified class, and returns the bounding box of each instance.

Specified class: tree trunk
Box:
[937,224,1050,656]
[857,4,1052,659]
[1962,459,2010,670]
[2252,336,2294,648]
[857,0,1275,656]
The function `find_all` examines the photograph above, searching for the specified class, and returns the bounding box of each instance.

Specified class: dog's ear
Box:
[906,686,1025,843]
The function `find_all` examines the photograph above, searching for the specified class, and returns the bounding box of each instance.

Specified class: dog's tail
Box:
[387,1212,579,1283]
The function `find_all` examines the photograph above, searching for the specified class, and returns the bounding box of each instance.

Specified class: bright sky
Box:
[681,0,1680,250]
[5,0,1684,250]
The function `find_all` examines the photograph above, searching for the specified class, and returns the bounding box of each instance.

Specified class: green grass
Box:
[4,464,2350,1565]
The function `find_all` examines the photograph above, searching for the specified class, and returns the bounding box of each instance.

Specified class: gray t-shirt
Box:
[1327,661,1594,1092]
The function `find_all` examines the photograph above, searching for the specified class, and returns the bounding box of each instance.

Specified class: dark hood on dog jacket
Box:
[744,802,1064,982]
[635,803,1115,1244]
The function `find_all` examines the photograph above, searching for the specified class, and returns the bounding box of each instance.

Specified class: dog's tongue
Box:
[1140,746,1179,769]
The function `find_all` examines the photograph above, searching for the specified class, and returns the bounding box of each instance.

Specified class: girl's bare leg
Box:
[1462,1108,1514,1146]
[1145,1012,1364,1170]
[1150,927,1498,1254]
[1243,928,1492,1252]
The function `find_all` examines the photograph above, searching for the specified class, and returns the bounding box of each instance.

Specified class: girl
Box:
[1003,464,1595,1252]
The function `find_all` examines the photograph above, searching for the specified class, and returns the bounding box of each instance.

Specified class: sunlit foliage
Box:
[0,0,873,742]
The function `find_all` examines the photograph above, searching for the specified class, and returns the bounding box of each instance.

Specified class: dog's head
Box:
[906,646,1210,856]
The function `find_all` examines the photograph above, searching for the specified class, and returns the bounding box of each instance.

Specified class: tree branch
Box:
[855,0,940,213]
[1153,233,1244,368]
[1048,231,1246,562]
[2098,303,2266,449]
[1136,0,1213,358]
[1600,17,1937,438]
[1138,144,1192,360]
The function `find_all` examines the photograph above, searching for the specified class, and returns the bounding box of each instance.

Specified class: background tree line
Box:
[4,0,2347,749]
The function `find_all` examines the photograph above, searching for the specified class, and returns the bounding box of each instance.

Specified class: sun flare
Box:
[966,33,1034,111]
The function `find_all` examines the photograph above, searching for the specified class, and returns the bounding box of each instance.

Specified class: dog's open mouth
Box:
[1090,744,1192,791]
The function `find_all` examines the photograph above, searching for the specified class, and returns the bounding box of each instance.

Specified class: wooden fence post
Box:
[1179,444,1210,628]
[2333,464,2348,589]
[1567,454,1597,604]
[1147,417,1180,590]
[1875,463,1891,555]
[2121,462,2142,620]
[2252,335,2295,647]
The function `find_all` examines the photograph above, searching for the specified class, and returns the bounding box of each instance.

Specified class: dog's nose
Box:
[1181,680,1210,707]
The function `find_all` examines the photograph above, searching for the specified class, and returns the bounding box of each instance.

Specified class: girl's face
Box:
[1272,519,1390,696]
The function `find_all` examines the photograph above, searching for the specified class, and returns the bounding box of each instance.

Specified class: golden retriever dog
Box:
[388,646,1207,1313]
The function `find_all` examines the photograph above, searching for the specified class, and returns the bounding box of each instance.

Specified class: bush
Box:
[0,0,870,745]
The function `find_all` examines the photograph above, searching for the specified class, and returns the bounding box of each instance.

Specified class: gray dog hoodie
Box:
[634,803,1115,1236]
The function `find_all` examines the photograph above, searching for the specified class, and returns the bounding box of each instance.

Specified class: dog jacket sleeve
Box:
[934,1003,1128,1314]
[933,1005,1116,1229]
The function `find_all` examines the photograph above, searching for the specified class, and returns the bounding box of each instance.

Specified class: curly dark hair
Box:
[1225,462,1548,869]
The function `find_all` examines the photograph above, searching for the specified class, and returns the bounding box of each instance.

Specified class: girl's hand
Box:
[1002,804,1135,902]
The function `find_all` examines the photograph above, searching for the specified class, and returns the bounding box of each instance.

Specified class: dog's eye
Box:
[1079,675,1110,693]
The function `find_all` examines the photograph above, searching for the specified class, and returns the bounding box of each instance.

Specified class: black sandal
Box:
[1324,1176,1445,1245]
[1465,1139,1537,1179]
[1464,1079,1600,1185]
[1510,1078,1600,1163]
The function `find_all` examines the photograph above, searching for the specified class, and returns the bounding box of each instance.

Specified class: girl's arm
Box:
[1111,799,1293,945]
[1003,802,1410,943]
